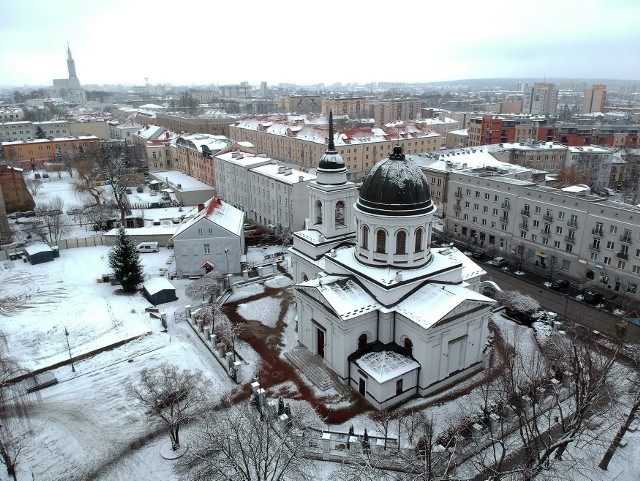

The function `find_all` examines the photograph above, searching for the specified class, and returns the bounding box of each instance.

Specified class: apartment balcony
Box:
[617,252,629,260]
[619,235,632,244]
[501,202,510,210]
[543,214,553,222]
[453,204,462,212]
[567,220,578,228]
[591,228,603,237]
[518,223,529,230]
[521,209,530,217]
[541,230,551,237]
[454,191,463,198]
[589,244,600,252]
[564,236,576,244]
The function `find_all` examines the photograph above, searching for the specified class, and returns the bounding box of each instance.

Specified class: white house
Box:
[290,118,495,409]
[171,198,244,277]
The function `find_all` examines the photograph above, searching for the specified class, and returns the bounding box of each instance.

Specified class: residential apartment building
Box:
[276,95,322,113]
[0,120,70,143]
[229,116,442,182]
[175,134,233,187]
[371,99,422,125]
[137,111,234,137]
[583,84,607,114]
[2,136,99,169]
[108,119,142,145]
[467,115,549,147]
[566,146,614,188]
[322,97,370,119]
[0,108,24,122]
[446,168,640,301]
[523,83,559,116]
[214,151,315,232]
[491,140,569,172]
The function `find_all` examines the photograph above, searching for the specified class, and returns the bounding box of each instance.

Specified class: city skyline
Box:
[1,0,640,88]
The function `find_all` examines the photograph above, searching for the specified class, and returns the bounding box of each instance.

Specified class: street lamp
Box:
[64,326,75,373]
[224,248,229,274]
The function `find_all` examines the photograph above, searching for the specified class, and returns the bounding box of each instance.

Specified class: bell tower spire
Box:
[67,43,78,80]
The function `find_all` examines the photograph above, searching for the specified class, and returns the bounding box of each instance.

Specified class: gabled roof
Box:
[172,197,243,239]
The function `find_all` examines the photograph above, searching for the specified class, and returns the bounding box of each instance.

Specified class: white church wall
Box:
[349,365,419,410]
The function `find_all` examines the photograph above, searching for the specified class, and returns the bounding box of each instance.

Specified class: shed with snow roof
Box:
[142,277,177,305]
[24,243,54,264]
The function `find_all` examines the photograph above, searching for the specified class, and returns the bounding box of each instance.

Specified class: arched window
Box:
[404,338,413,353]
[335,201,345,226]
[358,333,367,348]
[361,225,369,249]
[415,228,424,252]
[396,231,407,254]
[315,200,322,224]
[376,229,387,253]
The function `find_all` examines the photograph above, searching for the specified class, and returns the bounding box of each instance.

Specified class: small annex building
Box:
[142,277,177,305]
[24,243,54,264]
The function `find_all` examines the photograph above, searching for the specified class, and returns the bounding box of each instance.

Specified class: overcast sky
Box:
[1,0,639,88]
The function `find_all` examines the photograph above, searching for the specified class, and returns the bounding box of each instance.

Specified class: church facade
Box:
[290,113,496,409]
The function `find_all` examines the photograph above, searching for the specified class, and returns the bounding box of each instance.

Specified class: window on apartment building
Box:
[203,244,210,254]
[475,191,480,198]
[494,195,499,202]
[590,252,598,261]
[484,193,490,200]
[197,228,203,235]
[474,204,479,211]
[610,225,618,234]
[628,283,637,294]
[606,241,615,250]
[531,234,537,242]
[465,201,470,208]
[501,223,507,231]
[554,241,561,248]
[535,206,541,214]
[483,206,488,213]
[464,214,469,220]
[466,189,471,196]
[604,256,612,266]
[633,265,640,275]
[533,220,539,228]
[618,260,626,269]
[556,226,563,235]
[558,211,565,220]
[521,230,527,238]
[482,219,487,225]
[566,244,573,253]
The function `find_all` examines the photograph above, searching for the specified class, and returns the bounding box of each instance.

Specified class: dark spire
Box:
[327,110,337,153]
[389,144,405,160]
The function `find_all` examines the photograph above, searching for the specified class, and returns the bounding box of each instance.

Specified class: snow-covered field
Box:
[0,173,638,481]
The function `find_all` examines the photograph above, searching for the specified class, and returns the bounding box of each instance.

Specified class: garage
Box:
[142,277,177,306]
[24,244,55,265]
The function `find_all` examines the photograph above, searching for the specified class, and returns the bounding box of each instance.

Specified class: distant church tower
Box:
[52,43,86,105]
[67,43,78,80]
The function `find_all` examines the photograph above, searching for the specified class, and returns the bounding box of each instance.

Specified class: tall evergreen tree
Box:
[108,227,144,292]
[34,126,47,139]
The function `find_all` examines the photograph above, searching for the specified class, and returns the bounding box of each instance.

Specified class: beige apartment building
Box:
[276,95,322,113]
[491,141,568,172]
[322,97,370,119]
[445,168,640,301]
[229,117,443,182]
[371,99,422,125]
[583,84,607,114]
[137,112,234,137]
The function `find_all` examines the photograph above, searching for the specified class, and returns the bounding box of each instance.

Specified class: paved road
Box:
[482,263,640,345]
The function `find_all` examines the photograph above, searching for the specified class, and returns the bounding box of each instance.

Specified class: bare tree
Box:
[127,363,209,452]
[177,401,313,481]
[35,195,68,242]
[215,317,244,361]
[0,336,33,480]
[25,178,42,196]
[494,290,540,322]
[185,271,225,302]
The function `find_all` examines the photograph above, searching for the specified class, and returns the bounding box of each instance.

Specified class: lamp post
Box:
[64,327,75,373]
[224,248,229,274]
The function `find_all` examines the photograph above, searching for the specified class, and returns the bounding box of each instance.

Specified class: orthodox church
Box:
[290,113,496,409]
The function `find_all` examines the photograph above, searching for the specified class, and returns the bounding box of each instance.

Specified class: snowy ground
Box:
[1,173,639,481]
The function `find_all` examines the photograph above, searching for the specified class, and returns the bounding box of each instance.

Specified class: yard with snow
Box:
[0,173,638,480]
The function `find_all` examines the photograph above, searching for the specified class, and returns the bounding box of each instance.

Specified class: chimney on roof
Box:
[165,131,170,139]
[198,203,205,212]
[299,175,304,182]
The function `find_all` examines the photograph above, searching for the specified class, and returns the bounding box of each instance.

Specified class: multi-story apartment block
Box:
[214,151,315,232]
[566,146,613,188]
[0,120,70,143]
[583,84,607,114]
[175,134,233,188]
[2,136,99,169]
[0,108,24,122]
[137,111,234,137]
[276,95,322,113]
[133,126,180,172]
[371,99,422,125]
[467,115,549,147]
[229,116,442,182]
[108,119,142,145]
[491,140,568,172]
[446,168,640,301]
[523,83,558,116]
[322,97,370,119]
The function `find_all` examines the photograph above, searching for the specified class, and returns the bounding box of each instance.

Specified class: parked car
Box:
[489,257,508,268]
[472,249,485,259]
[8,212,22,219]
[125,188,132,194]
[42,172,49,178]
[550,279,570,291]
[150,191,157,196]
[34,173,41,179]
[22,211,36,217]
[136,186,144,193]
[583,291,604,305]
